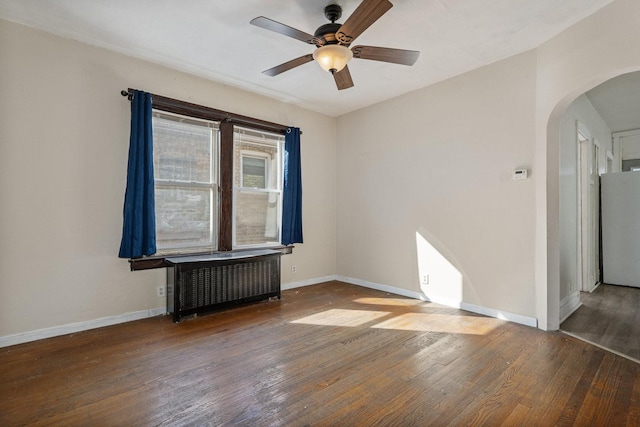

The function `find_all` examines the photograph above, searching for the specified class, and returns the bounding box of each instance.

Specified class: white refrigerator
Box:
[601,171,640,288]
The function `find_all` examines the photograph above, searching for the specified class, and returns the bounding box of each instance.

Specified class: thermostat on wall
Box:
[513,169,528,180]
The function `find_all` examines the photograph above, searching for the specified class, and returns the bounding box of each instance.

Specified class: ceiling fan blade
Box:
[250,16,318,45]
[335,0,393,45]
[333,66,354,90]
[263,54,314,77]
[352,45,420,66]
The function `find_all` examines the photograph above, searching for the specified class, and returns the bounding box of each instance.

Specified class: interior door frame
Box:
[592,138,601,287]
[576,122,594,293]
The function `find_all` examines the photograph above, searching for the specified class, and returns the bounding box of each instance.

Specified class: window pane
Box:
[153,115,214,183]
[232,127,283,248]
[242,156,266,188]
[156,187,213,248]
[235,189,280,246]
[234,127,282,191]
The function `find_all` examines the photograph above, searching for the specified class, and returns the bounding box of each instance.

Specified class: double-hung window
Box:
[151,109,284,254]
[153,111,219,252]
[233,127,284,247]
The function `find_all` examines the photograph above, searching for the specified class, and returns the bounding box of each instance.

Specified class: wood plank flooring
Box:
[562,284,640,362]
[1,281,639,426]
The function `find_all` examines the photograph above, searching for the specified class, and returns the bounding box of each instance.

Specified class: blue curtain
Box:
[118,90,156,258]
[282,127,303,245]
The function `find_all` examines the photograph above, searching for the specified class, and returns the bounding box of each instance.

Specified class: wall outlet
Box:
[157,285,165,298]
[291,265,297,274]
[421,274,429,285]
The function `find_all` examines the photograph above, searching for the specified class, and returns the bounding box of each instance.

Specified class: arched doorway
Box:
[545,68,640,331]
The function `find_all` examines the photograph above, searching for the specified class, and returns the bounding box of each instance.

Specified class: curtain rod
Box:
[121,88,299,135]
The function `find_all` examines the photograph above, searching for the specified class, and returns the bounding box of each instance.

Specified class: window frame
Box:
[232,128,284,248]
[141,91,290,256]
[152,110,220,253]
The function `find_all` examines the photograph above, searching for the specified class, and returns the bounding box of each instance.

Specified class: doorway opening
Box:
[554,71,640,361]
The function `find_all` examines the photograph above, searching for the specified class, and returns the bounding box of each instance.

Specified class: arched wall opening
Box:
[544,66,640,331]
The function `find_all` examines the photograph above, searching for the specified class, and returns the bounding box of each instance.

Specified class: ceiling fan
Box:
[250,0,420,90]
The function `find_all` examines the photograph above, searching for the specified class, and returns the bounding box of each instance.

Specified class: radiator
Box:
[165,250,281,322]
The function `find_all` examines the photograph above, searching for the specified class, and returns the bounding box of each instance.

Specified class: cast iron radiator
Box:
[165,249,281,322]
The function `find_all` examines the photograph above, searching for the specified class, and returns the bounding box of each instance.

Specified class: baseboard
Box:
[335,275,427,300]
[2,276,338,348]
[336,275,538,328]
[589,282,601,292]
[0,307,166,348]
[2,274,541,348]
[560,291,582,323]
[282,275,340,290]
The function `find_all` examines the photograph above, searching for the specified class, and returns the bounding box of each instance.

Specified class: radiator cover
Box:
[165,250,281,322]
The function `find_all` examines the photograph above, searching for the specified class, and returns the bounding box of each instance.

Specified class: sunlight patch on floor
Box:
[291,309,391,327]
[371,312,503,335]
[290,308,503,335]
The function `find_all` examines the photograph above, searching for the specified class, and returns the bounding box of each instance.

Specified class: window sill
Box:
[128,245,294,271]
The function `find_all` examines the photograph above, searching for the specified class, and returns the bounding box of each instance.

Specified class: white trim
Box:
[605,150,614,174]
[613,128,640,171]
[0,307,166,348]
[232,136,284,249]
[335,276,538,328]
[559,291,582,323]
[282,275,340,290]
[336,275,426,300]
[576,122,586,294]
[1,276,542,348]
[586,281,599,293]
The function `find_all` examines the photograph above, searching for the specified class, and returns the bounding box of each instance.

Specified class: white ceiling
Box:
[586,72,640,133]
[0,0,615,117]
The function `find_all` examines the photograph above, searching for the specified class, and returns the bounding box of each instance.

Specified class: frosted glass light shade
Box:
[313,44,353,73]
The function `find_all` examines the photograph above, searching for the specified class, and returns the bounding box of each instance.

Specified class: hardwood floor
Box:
[561,283,640,362]
[2,281,639,426]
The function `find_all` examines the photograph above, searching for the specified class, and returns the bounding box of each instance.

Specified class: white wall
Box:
[558,95,612,318]
[0,19,337,339]
[336,51,537,320]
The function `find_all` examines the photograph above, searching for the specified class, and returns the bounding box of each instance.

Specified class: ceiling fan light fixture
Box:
[313,44,353,74]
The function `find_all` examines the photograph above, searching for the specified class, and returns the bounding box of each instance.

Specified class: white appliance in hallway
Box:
[601,171,640,288]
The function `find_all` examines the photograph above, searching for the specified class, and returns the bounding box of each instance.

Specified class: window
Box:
[151,111,284,253]
[233,127,284,247]
[153,111,218,251]
[241,156,267,189]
